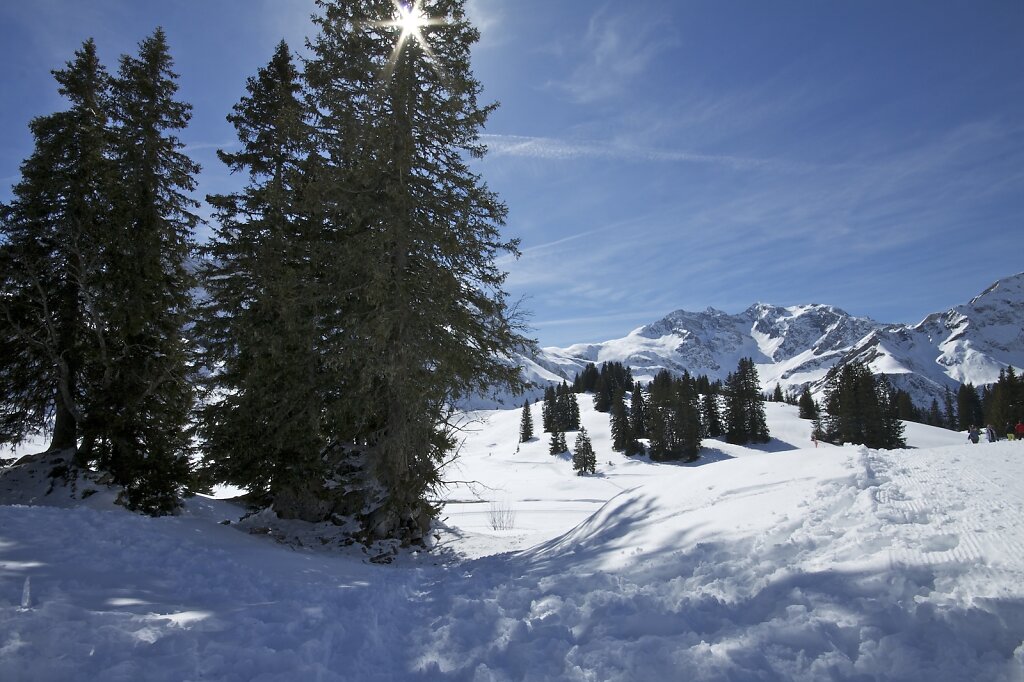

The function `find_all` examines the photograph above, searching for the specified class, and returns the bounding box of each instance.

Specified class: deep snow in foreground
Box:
[2,403,1024,681]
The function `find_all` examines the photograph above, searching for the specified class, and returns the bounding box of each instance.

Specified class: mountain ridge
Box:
[507,272,1024,409]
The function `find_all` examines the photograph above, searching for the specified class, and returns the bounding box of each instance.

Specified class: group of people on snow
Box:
[967,421,1024,444]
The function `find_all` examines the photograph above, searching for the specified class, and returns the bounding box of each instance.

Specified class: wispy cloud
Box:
[465,0,508,51]
[551,4,679,104]
[481,133,800,171]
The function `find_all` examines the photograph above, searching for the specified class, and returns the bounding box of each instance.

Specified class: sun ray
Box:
[371,1,445,80]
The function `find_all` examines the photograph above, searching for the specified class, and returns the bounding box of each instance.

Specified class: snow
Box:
[3,401,1024,680]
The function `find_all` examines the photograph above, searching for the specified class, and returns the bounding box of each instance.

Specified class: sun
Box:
[395,2,429,44]
[376,1,446,80]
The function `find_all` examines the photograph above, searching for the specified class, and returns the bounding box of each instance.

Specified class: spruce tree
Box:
[610,390,639,454]
[541,385,556,432]
[723,358,770,445]
[818,362,905,449]
[196,41,325,508]
[702,392,723,438]
[574,363,599,393]
[549,430,567,455]
[645,370,702,461]
[956,383,983,431]
[1,39,114,455]
[798,386,818,420]
[928,398,943,426]
[563,386,581,431]
[985,368,1023,431]
[82,28,200,513]
[302,0,528,540]
[1,32,200,514]
[943,386,957,430]
[629,381,647,439]
[572,427,596,475]
[895,390,919,422]
[519,400,534,442]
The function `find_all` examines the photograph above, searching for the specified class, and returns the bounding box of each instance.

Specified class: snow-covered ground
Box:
[3,402,1024,680]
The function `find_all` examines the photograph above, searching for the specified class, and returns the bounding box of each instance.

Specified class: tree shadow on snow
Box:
[411,528,1024,681]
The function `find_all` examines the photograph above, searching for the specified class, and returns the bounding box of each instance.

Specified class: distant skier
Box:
[967,426,980,444]
[1016,420,1024,441]
[986,425,997,443]
[1007,422,1016,441]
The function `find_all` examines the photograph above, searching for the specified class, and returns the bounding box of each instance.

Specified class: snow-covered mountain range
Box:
[516,272,1024,408]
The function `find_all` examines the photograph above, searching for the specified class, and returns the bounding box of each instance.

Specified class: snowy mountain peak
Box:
[516,273,1024,409]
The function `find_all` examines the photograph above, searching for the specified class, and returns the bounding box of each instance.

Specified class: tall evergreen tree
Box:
[83,28,200,513]
[573,363,599,393]
[541,384,556,432]
[943,386,957,431]
[702,392,723,438]
[559,384,581,431]
[894,389,920,423]
[196,41,325,509]
[629,381,647,440]
[610,390,640,455]
[2,32,200,514]
[518,400,534,442]
[984,368,1022,431]
[300,0,528,540]
[798,386,818,420]
[1,39,114,455]
[956,382,983,431]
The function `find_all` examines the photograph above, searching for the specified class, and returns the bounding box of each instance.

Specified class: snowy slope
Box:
[526,272,1024,408]
[3,401,1024,680]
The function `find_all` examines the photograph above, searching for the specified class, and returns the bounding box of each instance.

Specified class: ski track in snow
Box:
[2,404,1024,681]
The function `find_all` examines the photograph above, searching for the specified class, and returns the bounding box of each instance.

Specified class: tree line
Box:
[1,0,527,544]
[521,358,772,472]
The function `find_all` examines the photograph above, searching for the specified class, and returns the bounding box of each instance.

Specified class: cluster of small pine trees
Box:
[541,383,580,434]
[813,361,906,449]
[574,361,633,412]
[923,369,1023,432]
[723,358,771,445]
[572,359,771,463]
[1,1,527,543]
[799,363,1023,439]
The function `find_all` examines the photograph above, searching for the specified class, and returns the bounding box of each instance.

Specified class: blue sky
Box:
[2,1,1022,347]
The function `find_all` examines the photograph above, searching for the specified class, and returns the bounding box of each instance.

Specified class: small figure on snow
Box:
[1016,420,1024,442]
[967,426,980,444]
[986,425,997,443]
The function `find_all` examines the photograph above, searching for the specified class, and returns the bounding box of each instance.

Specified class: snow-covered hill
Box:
[3,401,1024,680]
[525,272,1024,408]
